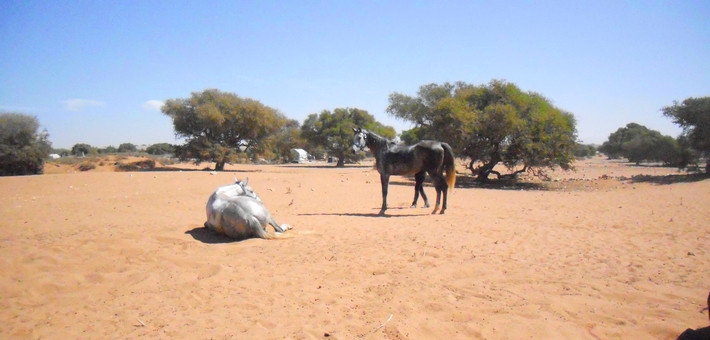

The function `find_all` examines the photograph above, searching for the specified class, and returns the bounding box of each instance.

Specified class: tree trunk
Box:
[215,160,225,171]
[474,150,502,182]
[336,157,345,167]
[475,160,499,182]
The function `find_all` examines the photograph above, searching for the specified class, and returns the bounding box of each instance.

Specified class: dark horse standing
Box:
[352,128,456,215]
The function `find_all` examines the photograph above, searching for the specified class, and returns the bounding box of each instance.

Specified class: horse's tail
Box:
[442,143,456,190]
[254,225,295,240]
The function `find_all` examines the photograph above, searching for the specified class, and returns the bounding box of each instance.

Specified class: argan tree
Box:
[263,119,306,163]
[301,108,394,167]
[145,143,175,155]
[388,80,577,181]
[662,96,710,173]
[574,143,597,158]
[98,146,117,154]
[0,112,52,176]
[162,89,287,170]
[599,123,686,166]
[71,143,95,156]
[117,143,137,153]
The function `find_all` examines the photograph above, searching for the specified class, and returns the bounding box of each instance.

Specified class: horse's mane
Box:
[364,129,391,149]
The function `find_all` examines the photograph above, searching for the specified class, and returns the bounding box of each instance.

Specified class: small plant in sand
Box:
[116,159,156,171]
[78,161,96,171]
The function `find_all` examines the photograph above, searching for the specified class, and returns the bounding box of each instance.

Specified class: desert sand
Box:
[1,156,708,339]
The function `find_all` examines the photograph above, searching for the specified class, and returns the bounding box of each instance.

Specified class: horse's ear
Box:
[234,177,240,183]
[353,127,359,133]
[244,177,249,185]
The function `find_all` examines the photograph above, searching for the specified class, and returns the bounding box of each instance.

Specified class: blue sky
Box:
[1,1,708,148]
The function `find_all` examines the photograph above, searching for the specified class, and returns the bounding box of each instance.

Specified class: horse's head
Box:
[234,177,261,201]
[352,127,368,152]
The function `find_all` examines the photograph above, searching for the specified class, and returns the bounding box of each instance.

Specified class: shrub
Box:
[78,161,96,171]
[117,143,137,153]
[98,146,117,154]
[71,143,95,156]
[116,159,156,171]
[0,113,52,176]
[574,143,597,158]
[145,143,175,155]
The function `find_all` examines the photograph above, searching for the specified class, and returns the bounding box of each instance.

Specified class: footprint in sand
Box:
[197,264,222,280]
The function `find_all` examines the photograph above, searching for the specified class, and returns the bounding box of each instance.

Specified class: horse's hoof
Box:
[410,204,416,208]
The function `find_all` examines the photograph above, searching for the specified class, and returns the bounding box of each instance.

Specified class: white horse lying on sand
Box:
[204,178,292,240]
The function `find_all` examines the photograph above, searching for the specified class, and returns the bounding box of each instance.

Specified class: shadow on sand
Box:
[453,175,550,190]
[388,175,549,191]
[185,226,239,244]
[122,167,262,173]
[277,164,373,169]
[299,207,429,218]
[627,173,709,185]
[392,172,709,191]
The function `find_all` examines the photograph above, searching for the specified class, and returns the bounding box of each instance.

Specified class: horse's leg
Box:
[432,187,441,214]
[436,173,449,214]
[247,215,270,239]
[269,216,291,233]
[439,179,448,215]
[411,171,429,208]
[419,178,430,208]
[410,176,420,208]
[429,173,448,214]
[379,173,390,215]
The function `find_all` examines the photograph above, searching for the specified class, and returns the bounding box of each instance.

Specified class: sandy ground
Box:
[1,156,708,339]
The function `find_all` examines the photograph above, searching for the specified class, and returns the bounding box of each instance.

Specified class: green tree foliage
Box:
[301,108,395,167]
[599,123,639,162]
[399,126,426,145]
[52,148,71,157]
[71,143,95,156]
[388,80,577,181]
[117,143,137,153]
[263,119,306,163]
[145,143,175,155]
[162,89,287,170]
[662,96,710,173]
[574,143,597,158]
[98,146,117,154]
[675,135,700,169]
[598,123,688,166]
[0,112,52,176]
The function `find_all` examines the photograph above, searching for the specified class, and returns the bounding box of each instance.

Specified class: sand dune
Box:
[1,156,708,339]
